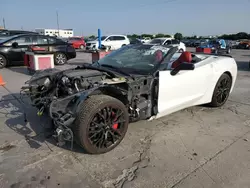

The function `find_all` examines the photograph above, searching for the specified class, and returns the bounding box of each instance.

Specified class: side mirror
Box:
[12,42,18,48]
[170,63,195,76]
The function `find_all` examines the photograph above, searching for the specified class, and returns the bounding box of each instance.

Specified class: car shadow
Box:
[7,66,31,76]
[68,62,91,66]
[1,93,87,154]
[236,61,250,71]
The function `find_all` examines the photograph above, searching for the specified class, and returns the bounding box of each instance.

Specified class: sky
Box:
[1,0,250,36]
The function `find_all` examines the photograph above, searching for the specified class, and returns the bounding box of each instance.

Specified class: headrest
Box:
[178,51,192,63]
[155,50,163,62]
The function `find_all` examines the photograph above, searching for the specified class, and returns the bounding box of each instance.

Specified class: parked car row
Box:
[182,38,250,50]
[235,40,250,49]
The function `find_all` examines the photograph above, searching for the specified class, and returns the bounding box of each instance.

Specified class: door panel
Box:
[157,63,213,117]
[7,36,33,63]
[104,36,115,50]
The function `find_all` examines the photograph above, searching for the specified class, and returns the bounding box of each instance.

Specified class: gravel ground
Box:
[0,48,250,188]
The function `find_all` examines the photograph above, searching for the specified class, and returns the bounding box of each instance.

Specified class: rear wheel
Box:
[54,52,67,65]
[208,73,232,107]
[73,95,129,154]
[0,54,7,69]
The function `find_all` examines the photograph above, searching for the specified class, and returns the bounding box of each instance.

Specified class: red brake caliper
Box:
[112,112,118,129]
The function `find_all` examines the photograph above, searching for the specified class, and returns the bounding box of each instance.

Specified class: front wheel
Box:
[54,52,67,65]
[208,73,232,107]
[73,95,129,154]
[79,45,85,50]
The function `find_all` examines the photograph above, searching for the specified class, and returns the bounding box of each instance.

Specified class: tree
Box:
[88,35,96,39]
[141,34,153,38]
[174,33,183,40]
[155,33,166,38]
[164,34,172,38]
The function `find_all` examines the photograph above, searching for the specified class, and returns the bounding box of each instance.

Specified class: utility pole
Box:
[56,11,60,37]
[3,18,6,29]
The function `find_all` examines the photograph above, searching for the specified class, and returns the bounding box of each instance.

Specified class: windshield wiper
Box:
[100,64,133,78]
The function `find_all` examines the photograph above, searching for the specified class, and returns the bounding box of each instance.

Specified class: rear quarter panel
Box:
[200,56,238,103]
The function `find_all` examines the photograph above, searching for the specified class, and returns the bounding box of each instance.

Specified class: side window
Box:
[33,36,48,45]
[47,37,57,44]
[106,36,115,41]
[164,40,171,45]
[13,36,33,45]
[113,36,125,41]
[172,39,180,44]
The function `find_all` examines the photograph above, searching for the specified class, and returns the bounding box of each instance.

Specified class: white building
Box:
[35,28,74,38]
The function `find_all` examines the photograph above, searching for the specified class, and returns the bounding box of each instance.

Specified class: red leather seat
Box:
[171,51,192,69]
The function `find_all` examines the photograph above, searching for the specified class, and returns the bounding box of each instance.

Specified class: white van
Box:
[86,35,130,51]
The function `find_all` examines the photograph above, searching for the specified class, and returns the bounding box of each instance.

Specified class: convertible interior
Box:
[170,51,205,69]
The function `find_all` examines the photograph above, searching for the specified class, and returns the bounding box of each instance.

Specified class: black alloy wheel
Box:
[73,95,129,154]
[88,106,126,149]
[209,73,232,107]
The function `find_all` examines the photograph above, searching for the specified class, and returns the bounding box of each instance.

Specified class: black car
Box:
[0,34,76,68]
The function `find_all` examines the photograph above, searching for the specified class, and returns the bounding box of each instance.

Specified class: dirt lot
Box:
[0,48,250,188]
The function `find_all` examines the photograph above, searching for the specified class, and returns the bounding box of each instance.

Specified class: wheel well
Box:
[90,87,128,106]
[223,71,232,80]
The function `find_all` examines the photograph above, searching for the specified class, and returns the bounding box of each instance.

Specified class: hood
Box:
[26,64,119,85]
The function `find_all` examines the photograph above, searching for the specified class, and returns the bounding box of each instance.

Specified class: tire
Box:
[73,95,129,154]
[208,73,232,107]
[0,54,7,69]
[227,48,231,54]
[54,52,67,65]
[79,45,85,50]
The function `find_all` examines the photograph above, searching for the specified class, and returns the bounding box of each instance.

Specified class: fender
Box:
[73,85,127,115]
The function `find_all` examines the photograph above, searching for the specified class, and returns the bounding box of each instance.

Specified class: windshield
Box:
[149,39,164,44]
[94,44,173,75]
[0,36,15,44]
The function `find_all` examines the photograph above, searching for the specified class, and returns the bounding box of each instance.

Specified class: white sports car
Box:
[22,44,237,154]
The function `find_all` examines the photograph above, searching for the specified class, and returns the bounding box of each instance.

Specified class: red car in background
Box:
[68,37,86,49]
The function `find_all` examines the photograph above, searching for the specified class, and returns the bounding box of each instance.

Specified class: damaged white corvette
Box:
[21,44,238,154]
